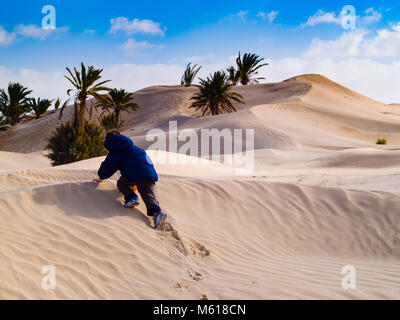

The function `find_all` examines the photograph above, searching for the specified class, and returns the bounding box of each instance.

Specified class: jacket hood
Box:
[104,135,134,152]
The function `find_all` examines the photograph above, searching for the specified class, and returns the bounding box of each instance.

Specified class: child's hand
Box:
[92,178,104,183]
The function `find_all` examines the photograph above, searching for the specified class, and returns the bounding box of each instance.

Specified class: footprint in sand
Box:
[158,222,210,258]
[187,269,203,281]
[189,240,210,257]
[173,281,189,292]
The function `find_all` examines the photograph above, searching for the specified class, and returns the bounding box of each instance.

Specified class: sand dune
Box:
[1,74,400,299]
[0,151,50,171]
[4,74,400,153]
[1,162,400,299]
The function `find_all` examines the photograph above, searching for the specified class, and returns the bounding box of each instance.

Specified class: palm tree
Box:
[190,71,245,116]
[235,52,268,85]
[181,63,202,87]
[97,88,139,128]
[227,66,240,85]
[0,82,32,126]
[27,98,53,119]
[54,98,61,110]
[61,62,111,129]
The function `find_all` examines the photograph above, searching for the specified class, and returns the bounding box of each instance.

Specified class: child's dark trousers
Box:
[117,176,161,216]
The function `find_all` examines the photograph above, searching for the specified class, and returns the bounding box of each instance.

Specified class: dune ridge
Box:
[1,165,400,299]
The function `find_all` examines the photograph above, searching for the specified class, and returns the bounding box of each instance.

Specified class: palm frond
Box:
[235,52,268,85]
[64,63,111,128]
[95,88,139,128]
[181,63,202,86]
[58,98,71,120]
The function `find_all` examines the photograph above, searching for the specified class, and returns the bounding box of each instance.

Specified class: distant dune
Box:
[2,74,400,153]
[1,74,400,299]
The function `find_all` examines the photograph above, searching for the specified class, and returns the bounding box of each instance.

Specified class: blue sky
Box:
[1,0,400,102]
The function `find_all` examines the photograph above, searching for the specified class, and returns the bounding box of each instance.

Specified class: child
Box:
[96,131,167,228]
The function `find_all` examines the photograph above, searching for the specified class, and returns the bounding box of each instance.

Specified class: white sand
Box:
[1,74,400,299]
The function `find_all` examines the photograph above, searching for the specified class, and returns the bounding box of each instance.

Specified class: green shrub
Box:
[0,115,9,131]
[47,121,107,166]
[376,138,387,145]
[98,113,124,131]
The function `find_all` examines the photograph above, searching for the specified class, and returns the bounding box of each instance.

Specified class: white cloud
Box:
[267,11,279,23]
[303,7,382,27]
[0,64,185,101]
[266,21,400,102]
[0,24,69,46]
[14,24,69,40]
[0,67,66,100]
[304,30,367,59]
[361,8,382,25]
[236,10,248,20]
[222,10,249,22]
[256,12,266,20]
[120,38,163,52]
[102,64,182,90]
[84,29,96,35]
[302,10,341,27]
[362,23,400,57]
[257,11,279,23]
[304,23,400,59]
[185,54,215,63]
[0,26,16,46]
[102,63,229,90]
[109,17,165,36]
[261,57,400,103]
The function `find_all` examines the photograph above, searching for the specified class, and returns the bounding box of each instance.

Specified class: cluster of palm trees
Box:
[0,54,267,165]
[0,83,59,129]
[227,52,268,85]
[0,64,140,134]
[59,63,139,130]
[1,52,266,131]
[181,52,268,116]
[47,63,139,166]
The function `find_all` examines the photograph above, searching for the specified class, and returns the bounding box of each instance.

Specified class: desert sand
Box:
[1,74,400,299]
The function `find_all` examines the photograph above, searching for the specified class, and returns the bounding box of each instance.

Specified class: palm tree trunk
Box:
[211,103,219,116]
[77,98,86,129]
[10,106,16,126]
[241,76,249,85]
[115,109,120,128]
[73,100,79,128]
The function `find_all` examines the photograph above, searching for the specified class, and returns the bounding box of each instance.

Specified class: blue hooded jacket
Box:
[98,134,158,182]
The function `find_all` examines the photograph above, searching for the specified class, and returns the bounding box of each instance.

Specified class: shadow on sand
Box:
[32,181,153,229]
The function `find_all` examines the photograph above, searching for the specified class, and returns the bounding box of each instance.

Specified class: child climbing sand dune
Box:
[95,131,167,229]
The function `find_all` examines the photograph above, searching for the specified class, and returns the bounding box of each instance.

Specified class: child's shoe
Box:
[124,193,140,208]
[154,212,167,229]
